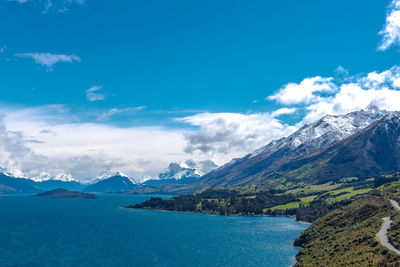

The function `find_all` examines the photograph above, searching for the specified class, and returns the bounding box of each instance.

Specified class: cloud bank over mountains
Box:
[2,0,400,182]
[3,64,400,182]
[178,112,296,155]
[0,106,187,182]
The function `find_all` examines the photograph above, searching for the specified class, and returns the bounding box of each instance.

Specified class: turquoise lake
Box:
[0,194,308,266]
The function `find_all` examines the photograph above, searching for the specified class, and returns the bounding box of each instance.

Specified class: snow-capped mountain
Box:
[95,171,138,184]
[29,170,78,183]
[251,105,393,159]
[142,160,218,186]
[31,171,85,191]
[0,167,15,178]
[158,160,218,180]
[0,168,84,192]
[83,172,138,193]
[0,167,27,179]
[52,171,77,182]
[200,106,400,188]
[0,168,41,194]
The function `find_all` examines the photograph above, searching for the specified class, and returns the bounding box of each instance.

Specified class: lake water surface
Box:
[0,194,308,267]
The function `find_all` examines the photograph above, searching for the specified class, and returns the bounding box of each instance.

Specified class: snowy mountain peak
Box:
[53,171,77,182]
[366,104,380,113]
[251,107,399,158]
[96,171,137,184]
[0,167,15,177]
[158,160,218,180]
[0,167,27,179]
[111,171,128,178]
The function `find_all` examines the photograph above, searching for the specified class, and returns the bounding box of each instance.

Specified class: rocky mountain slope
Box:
[253,114,400,186]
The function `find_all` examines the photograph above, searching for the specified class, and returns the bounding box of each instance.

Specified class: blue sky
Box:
[1,0,400,181]
[0,0,397,120]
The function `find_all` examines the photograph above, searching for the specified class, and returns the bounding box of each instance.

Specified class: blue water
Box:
[0,194,308,267]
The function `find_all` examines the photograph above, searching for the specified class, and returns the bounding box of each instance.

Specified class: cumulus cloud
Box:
[271,107,297,117]
[379,0,400,51]
[267,76,338,105]
[15,52,80,70]
[267,65,400,125]
[0,116,36,178]
[86,86,106,102]
[177,112,297,156]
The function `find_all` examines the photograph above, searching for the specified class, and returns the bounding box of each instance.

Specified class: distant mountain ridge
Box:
[158,160,218,180]
[3,107,400,195]
[31,171,78,182]
[82,173,138,193]
[0,172,41,194]
[143,160,218,186]
[0,169,86,193]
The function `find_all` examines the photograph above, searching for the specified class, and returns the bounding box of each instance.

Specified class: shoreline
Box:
[124,206,311,221]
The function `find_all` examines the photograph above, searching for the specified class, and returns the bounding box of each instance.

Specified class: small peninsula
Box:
[36,188,96,199]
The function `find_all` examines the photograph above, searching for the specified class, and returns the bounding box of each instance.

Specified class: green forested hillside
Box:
[294,182,400,266]
[127,174,400,221]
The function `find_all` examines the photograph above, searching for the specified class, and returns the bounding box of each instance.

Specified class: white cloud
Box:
[271,107,297,117]
[379,0,400,51]
[267,65,400,125]
[267,76,337,105]
[97,106,147,121]
[86,86,106,102]
[335,65,349,76]
[0,105,303,182]
[15,52,80,70]
[7,0,86,13]
[0,106,188,182]
[177,112,297,157]
[7,0,31,3]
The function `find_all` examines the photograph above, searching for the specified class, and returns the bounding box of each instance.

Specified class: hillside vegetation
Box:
[294,182,400,266]
[127,174,400,222]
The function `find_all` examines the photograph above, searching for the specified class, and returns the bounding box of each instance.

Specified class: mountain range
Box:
[197,106,396,188]
[143,160,218,186]
[82,173,139,193]
[136,106,400,194]
[0,172,41,194]
[0,160,217,194]
[2,106,400,195]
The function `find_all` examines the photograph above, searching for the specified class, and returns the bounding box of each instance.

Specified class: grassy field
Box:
[282,182,342,196]
[266,202,300,212]
[267,185,372,213]
[267,195,318,212]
